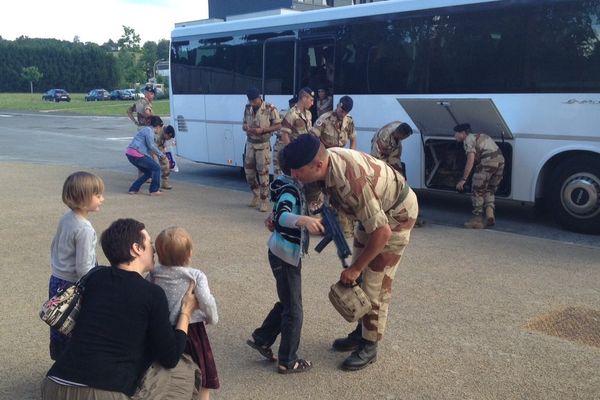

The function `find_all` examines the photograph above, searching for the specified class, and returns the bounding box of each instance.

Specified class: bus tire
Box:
[548,155,600,234]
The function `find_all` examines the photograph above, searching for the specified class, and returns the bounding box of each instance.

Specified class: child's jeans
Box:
[252,250,303,368]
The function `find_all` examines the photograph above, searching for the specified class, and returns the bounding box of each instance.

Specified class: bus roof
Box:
[171,0,500,39]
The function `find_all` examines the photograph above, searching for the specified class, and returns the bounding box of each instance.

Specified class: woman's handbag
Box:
[40,266,101,336]
[328,280,372,322]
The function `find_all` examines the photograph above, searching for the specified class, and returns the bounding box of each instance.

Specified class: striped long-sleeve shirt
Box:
[267,175,308,266]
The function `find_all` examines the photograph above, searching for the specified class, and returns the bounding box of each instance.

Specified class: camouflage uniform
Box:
[311,111,357,237]
[129,97,152,129]
[154,131,172,189]
[243,101,281,204]
[320,148,419,342]
[463,133,505,216]
[280,105,312,142]
[370,121,405,173]
[272,134,285,176]
[311,111,356,149]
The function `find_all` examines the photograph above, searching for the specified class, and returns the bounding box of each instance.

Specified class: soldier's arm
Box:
[340,224,391,284]
[456,152,476,191]
[127,104,138,125]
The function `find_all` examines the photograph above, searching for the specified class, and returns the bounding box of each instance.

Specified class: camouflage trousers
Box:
[272,138,285,176]
[471,158,504,215]
[159,153,170,183]
[244,141,272,200]
[352,189,419,342]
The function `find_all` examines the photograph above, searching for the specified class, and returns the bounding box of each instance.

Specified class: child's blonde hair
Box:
[62,171,105,210]
[155,226,193,266]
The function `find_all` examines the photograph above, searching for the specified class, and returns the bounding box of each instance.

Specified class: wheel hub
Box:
[561,173,600,218]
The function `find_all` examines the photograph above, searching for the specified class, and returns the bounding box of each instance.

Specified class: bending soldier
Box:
[242,87,282,212]
[454,123,505,228]
[154,125,175,190]
[370,121,413,176]
[285,135,419,371]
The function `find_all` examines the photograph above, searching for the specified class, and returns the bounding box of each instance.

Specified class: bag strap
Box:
[75,266,103,290]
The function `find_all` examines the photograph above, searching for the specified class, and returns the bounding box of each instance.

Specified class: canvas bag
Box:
[328,280,372,322]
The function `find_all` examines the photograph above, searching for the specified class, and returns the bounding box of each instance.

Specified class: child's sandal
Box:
[246,339,276,362]
[277,359,313,374]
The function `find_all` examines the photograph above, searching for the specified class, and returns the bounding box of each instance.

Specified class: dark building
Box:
[208,0,356,19]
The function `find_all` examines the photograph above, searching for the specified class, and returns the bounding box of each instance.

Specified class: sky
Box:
[3,0,209,45]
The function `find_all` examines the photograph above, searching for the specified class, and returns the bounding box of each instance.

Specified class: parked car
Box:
[110,89,134,101]
[42,89,71,102]
[85,89,110,101]
[125,88,144,99]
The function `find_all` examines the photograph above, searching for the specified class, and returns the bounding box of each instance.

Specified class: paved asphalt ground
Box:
[0,160,599,400]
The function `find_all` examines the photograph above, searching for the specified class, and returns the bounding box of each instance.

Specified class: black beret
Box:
[283,134,321,169]
[339,95,353,112]
[453,123,471,133]
[144,85,156,94]
[299,87,314,98]
[246,87,261,101]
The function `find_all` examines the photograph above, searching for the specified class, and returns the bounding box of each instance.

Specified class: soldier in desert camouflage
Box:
[273,95,298,176]
[370,121,413,176]
[280,87,314,144]
[285,135,419,371]
[242,87,282,212]
[454,123,505,228]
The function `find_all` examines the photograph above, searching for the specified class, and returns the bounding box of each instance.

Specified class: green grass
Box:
[0,93,170,116]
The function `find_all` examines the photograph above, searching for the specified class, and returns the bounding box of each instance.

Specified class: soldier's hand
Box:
[340,266,361,285]
[456,180,465,191]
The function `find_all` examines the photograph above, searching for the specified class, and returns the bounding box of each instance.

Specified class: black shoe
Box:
[332,323,362,352]
[340,339,377,371]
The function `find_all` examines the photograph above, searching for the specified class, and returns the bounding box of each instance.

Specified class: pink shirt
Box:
[126,147,144,158]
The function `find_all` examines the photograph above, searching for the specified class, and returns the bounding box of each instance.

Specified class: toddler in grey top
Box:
[148,227,218,326]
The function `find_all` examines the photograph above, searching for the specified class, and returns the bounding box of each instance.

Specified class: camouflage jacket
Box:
[463,133,504,164]
[243,101,281,144]
[370,121,404,172]
[311,111,356,148]
[281,105,312,141]
[321,148,408,234]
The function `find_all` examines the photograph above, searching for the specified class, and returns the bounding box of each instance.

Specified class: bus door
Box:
[397,98,513,195]
[296,37,335,123]
[262,36,297,112]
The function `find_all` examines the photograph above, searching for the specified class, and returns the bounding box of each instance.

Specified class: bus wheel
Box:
[549,156,600,234]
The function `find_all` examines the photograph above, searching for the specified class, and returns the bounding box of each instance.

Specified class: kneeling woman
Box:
[125,116,167,196]
[42,218,199,399]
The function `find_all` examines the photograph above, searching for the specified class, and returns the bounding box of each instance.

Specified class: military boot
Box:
[161,179,172,190]
[340,339,378,371]
[248,194,259,208]
[485,207,495,226]
[332,323,362,352]
[464,215,485,229]
[259,199,270,213]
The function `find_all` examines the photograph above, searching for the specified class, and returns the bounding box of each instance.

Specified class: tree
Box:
[118,26,141,51]
[21,66,43,95]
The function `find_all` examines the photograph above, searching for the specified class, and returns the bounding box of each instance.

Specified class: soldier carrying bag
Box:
[328,280,372,323]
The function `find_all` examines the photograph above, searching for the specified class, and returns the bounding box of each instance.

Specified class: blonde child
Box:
[149,227,219,400]
[49,171,105,360]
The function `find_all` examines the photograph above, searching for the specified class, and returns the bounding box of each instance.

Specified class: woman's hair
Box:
[150,115,164,127]
[155,226,193,266]
[62,171,105,210]
[100,218,146,267]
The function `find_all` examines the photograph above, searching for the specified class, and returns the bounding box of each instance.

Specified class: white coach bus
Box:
[169,0,600,234]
